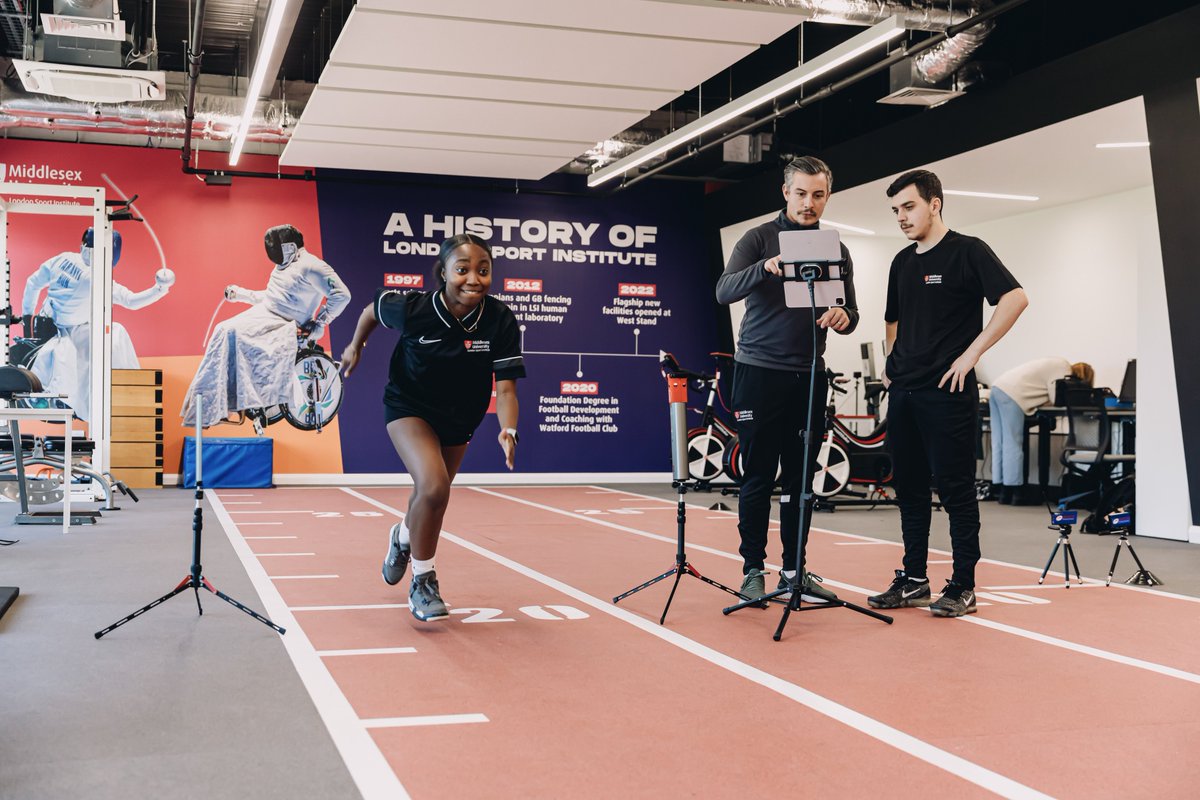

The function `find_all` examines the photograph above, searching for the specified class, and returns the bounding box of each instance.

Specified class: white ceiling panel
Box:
[329,10,757,90]
[288,0,810,179]
[355,0,803,42]
[318,64,680,110]
[301,88,649,145]
[279,140,569,180]
[291,122,591,157]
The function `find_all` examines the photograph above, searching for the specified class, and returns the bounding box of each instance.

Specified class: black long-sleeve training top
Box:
[716,210,859,372]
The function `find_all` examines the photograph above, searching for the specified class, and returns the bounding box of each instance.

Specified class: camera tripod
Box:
[720,260,892,640]
[95,396,285,639]
[1038,511,1085,588]
[613,364,742,624]
[1105,511,1161,586]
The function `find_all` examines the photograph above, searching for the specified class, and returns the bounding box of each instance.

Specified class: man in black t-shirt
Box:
[867,170,1028,618]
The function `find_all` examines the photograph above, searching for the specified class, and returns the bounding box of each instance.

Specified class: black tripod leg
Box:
[194,586,204,615]
[1039,539,1063,584]
[1106,540,1124,586]
[773,595,799,641]
[94,577,193,639]
[1066,544,1083,585]
[659,571,685,625]
[201,578,287,635]
[613,567,677,604]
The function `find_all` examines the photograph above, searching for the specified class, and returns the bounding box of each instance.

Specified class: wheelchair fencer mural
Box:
[180,224,349,433]
[2,139,716,477]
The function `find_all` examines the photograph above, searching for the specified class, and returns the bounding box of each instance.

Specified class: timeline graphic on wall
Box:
[317,177,718,474]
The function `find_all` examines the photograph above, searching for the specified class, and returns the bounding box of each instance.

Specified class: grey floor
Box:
[1,485,1196,800]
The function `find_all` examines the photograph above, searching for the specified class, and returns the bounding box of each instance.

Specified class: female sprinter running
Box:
[341,234,524,621]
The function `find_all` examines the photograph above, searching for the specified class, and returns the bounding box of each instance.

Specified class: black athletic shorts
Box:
[384,404,480,447]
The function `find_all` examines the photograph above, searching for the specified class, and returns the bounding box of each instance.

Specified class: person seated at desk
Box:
[989,358,1093,504]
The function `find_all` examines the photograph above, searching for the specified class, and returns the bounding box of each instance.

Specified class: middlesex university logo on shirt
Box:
[464,340,491,353]
[924,274,943,285]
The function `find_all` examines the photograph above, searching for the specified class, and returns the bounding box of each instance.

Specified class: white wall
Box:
[719,185,1192,540]
[965,190,1141,390]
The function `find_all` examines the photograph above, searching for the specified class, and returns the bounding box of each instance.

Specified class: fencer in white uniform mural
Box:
[20,228,175,421]
[181,224,351,428]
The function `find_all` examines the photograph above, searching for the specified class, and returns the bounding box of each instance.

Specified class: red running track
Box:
[210,486,1200,800]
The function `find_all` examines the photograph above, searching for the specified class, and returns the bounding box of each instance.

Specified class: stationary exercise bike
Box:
[812,369,895,507]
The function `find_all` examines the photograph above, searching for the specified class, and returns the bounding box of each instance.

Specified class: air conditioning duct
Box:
[13,59,166,103]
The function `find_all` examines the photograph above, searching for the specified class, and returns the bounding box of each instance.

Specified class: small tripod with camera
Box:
[1038,508,1085,588]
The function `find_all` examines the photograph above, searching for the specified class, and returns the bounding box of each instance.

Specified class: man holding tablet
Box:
[716,156,859,606]
[869,169,1028,617]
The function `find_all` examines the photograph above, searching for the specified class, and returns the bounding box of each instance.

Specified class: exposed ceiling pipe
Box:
[0,84,297,141]
[181,0,208,170]
[725,1,976,32]
[617,0,1027,191]
[724,1,995,83]
[914,4,994,83]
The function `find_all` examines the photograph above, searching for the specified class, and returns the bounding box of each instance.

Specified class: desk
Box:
[1031,406,1135,496]
[0,405,75,534]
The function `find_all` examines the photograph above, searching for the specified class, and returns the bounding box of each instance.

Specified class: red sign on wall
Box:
[384,273,424,288]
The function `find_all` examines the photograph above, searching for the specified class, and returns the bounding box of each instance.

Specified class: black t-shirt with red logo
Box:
[374,288,525,425]
[884,231,1021,390]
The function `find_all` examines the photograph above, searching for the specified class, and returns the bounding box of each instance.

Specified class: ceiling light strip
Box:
[943,189,1039,202]
[229,0,292,166]
[586,16,905,188]
[822,219,875,236]
[1095,141,1150,149]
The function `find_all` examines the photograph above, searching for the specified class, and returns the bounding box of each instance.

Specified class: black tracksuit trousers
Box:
[732,363,828,574]
[887,386,981,589]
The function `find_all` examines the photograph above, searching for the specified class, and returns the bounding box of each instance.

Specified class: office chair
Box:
[1058,397,1134,522]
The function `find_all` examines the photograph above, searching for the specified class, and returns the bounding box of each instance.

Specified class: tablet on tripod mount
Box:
[778,229,847,309]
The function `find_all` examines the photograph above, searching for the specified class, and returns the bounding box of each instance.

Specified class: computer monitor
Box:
[1119,359,1136,404]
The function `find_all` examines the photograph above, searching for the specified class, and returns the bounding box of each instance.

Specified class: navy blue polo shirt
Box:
[374,289,525,426]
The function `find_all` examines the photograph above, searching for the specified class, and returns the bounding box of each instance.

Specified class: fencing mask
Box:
[264,224,304,267]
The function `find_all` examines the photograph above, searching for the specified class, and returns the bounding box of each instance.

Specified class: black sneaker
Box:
[777,571,839,603]
[381,523,411,586]
[867,570,932,609]
[930,580,977,617]
[409,570,449,621]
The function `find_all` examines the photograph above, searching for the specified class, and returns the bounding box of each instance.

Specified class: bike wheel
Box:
[281,351,343,431]
[814,438,851,497]
[685,427,728,482]
[722,438,743,484]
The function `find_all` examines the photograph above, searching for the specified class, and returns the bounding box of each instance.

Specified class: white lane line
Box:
[269,574,339,580]
[962,616,1200,685]
[217,493,256,497]
[245,535,299,540]
[256,553,316,557]
[241,522,285,526]
[293,604,411,612]
[207,494,411,800]
[595,488,1200,605]
[834,541,899,546]
[362,714,488,729]
[318,647,417,657]
[476,486,1200,688]
[928,559,954,564]
[344,487,1051,800]
[224,501,263,505]
[983,583,1103,591]
[229,510,314,514]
